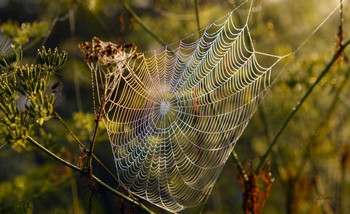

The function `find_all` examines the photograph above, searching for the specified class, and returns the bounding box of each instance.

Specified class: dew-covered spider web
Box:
[79,0,342,212]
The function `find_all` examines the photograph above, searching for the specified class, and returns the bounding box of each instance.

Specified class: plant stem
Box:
[27,136,83,172]
[232,150,249,182]
[26,136,155,214]
[40,9,75,49]
[54,111,120,183]
[119,0,167,47]
[87,82,110,177]
[255,39,350,173]
[92,176,155,214]
[295,59,349,183]
[194,0,201,32]
[55,110,138,201]
[258,106,285,185]
[54,111,83,146]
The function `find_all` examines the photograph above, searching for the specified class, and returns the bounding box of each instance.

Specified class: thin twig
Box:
[54,111,84,146]
[257,106,285,186]
[119,0,167,47]
[26,136,156,214]
[88,95,105,176]
[27,136,83,172]
[232,150,249,182]
[194,0,201,33]
[55,111,139,206]
[55,110,140,203]
[54,111,120,183]
[255,39,350,173]
[40,9,75,48]
[339,0,344,47]
[295,61,350,182]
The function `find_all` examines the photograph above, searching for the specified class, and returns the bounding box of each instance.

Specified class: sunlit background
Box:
[0,0,350,213]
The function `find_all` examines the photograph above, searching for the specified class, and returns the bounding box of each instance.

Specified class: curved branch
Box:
[54,111,120,183]
[26,136,156,214]
[119,0,167,47]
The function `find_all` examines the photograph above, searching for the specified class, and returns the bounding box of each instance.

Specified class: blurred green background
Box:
[0,0,350,213]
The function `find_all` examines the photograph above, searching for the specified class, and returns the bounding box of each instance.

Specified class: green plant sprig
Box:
[0,43,67,150]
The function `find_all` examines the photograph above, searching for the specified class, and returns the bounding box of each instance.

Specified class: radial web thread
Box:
[80,0,286,212]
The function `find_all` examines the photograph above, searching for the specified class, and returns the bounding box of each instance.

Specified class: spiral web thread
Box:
[80,0,287,212]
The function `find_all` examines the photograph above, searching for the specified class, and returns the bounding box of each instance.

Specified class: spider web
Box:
[81,0,287,212]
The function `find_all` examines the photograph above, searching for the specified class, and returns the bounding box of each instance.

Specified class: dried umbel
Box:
[79,37,137,68]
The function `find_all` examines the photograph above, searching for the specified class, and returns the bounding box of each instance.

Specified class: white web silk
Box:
[80,0,345,212]
[85,0,287,212]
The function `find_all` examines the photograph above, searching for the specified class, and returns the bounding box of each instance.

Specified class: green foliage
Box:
[38,48,68,71]
[0,160,73,214]
[0,38,22,71]
[0,21,49,46]
[14,201,33,214]
[0,36,67,150]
